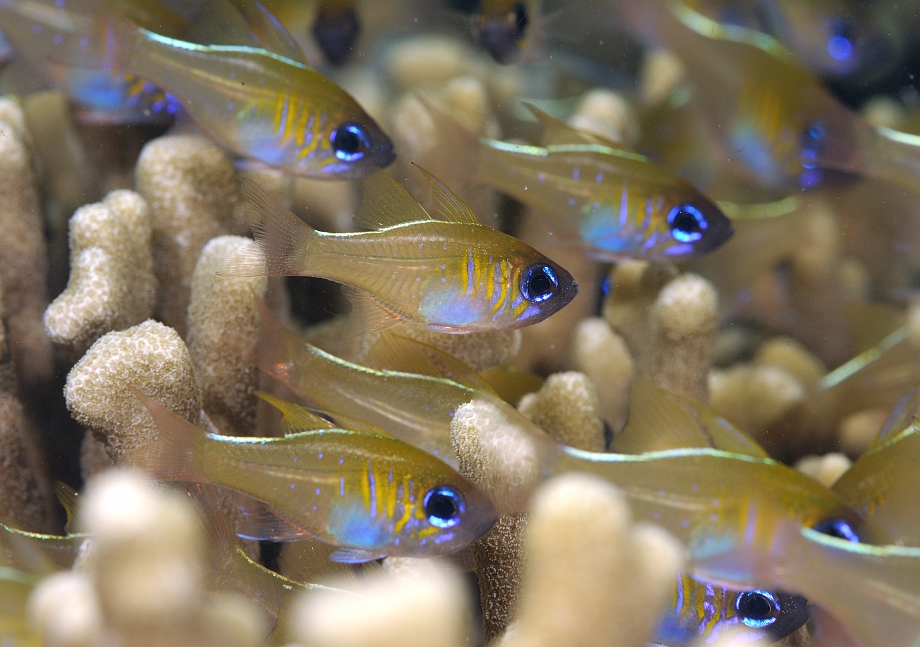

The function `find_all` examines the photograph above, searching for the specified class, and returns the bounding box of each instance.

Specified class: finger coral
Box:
[572,317,635,433]
[44,190,156,359]
[135,135,245,336]
[518,371,606,452]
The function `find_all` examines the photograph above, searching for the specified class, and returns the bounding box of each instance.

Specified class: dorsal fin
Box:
[255,391,332,432]
[353,169,432,230]
[872,385,920,449]
[233,0,309,64]
[411,163,479,225]
[521,101,630,149]
[478,365,544,406]
[366,331,494,393]
[54,482,81,535]
[662,390,769,458]
[611,380,709,453]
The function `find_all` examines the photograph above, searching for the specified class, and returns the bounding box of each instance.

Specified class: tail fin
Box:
[130,390,204,482]
[416,96,485,186]
[219,178,318,278]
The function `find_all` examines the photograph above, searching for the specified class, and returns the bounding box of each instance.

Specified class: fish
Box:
[653,573,809,646]
[252,303,864,554]
[425,101,734,263]
[682,0,900,81]
[131,392,498,562]
[312,0,360,65]
[473,0,539,64]
[689,492,920,647]
[0,0,394,177]
[0,567,42,647]
[220,168,578,333]
[613,0,920,195]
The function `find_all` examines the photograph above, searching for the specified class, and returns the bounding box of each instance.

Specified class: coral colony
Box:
[2,1,920,647]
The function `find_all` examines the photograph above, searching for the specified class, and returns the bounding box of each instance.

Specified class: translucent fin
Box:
[353,168,432,230]
[341,285,404,337]
[279,539,357,587]
[219,178,316,277]
[54,482,81,536]
[478,365,544,406]
[662,391,769,458]
[365,331,493,393]
[411,163,479,225]
[873,385,920,448]
[611,380,708,453]
[846,300,906,355]
[130,390,202,481]
[329,548,387,564]
[255,391,332,432]
[522,101,628,149]
[234,495,314,542]
[232,0,307,63]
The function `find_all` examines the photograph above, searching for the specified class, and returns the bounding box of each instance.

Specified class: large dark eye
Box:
[330,123,369,162]
[513,2,529,33]
[520,264,558,303]
[423,486,464,529]
[736,590,780,628]
[812,518,860,543]
[313,7,360,65]
[667,203,708,243]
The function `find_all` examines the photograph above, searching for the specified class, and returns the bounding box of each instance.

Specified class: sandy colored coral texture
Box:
[64,320,203,462]
[0,98,53,387]
[135,135,245,336]
[44,190,156,358]
[187,236,267,437]
[518,371,606,452]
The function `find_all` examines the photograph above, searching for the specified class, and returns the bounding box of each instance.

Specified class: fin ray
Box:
[411,163,479,224]
[353,168,432,230]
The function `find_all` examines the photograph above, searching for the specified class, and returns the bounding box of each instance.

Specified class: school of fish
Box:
[3,0,920,645]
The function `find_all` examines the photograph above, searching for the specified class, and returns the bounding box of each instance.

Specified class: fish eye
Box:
[667,203,708,243]
[330,123,369,162]
[512,2,529,33]
[313,6,360,65]
[736,590,779,628]
[520,264,559,303]
[423,486,464,529]
[812,518,860,543]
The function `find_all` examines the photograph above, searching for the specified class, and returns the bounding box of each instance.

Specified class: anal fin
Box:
[341,285,404,337]
[329,547,387,564]
[234,495,314,542]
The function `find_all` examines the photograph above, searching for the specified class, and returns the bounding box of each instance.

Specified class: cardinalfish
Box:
[0,0,393,178]
[220,168,578,333]
[251,305,864,555]
[654,574,809,646]
[682,0,899,80]
[131,393,497,562]
[690,489,920,647]
[615,0,920,195]
[426,102,733,263]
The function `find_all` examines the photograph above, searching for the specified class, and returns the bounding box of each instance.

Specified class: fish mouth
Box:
[373,139,397,169]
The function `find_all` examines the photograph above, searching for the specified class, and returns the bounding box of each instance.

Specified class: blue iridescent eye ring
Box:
[736,590,779,628]
[812,518,860,543]
[423,486,464,529]
[666,203,708,243]
[521,264,558,303]
[330,123,369,162]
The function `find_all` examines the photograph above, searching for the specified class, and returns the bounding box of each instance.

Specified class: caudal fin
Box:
[130,391,204,482]
[219,178,317,278]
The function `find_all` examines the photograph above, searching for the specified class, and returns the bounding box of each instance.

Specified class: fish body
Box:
[618,0,867,191]
[222,170,578,332]
[478,138,732,262]
[134,395,497,561]
[654,574,809,646]
[0,0,393,177]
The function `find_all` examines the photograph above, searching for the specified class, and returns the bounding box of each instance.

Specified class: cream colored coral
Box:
[709,365,806,440]
[291,559,469,647]
[838,409,888,457]
[640,49,686,106]
[518,372,606,452]
[573,317,634,432]
[28,571,102,647]
[570,88,640,147]
[472,513,528,642]
[187,236,267,437]
[64,320,203,462]
[499,473,684,647]
[44,190,156,358]
[135,134,245,336]
[795,453,852,487]
[0,98,53,386]
[398,325,521,371]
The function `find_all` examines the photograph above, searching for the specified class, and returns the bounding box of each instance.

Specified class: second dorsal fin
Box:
[255,391,332,432]
[411,163,479,225]
[522,101,630,149]
[662,390,769,458]
[353,168,432,230]
[611,380,709,453]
